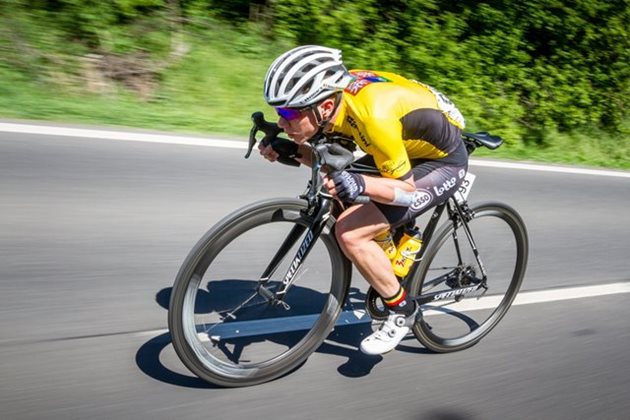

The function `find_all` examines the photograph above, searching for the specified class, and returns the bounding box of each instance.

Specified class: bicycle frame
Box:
[255,140,340,305]
[253,131,491,308]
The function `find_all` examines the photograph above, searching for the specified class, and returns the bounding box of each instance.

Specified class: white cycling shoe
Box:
[360,307,419,355]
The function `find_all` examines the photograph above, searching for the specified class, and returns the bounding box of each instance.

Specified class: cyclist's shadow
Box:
[136,282,384,388]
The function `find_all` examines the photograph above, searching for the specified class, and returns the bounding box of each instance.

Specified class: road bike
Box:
[168,113,529,387]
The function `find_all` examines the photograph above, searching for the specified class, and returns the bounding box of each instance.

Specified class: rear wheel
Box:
[408,202,528,352]
[168,198,351,387]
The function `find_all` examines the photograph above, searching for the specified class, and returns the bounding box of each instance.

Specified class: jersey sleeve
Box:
[362,117,412,179]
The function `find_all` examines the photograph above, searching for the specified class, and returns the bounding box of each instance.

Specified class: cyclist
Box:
[259,45,468,355]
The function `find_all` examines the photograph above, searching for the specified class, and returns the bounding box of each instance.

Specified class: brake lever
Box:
[245,111,283,159]
[245,121,258,159]
[316,142,355,172]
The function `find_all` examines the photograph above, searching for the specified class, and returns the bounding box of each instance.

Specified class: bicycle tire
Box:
[168,198,351,387]
[408,201,528,353]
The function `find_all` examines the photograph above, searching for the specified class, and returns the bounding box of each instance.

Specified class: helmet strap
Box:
[313,91,342,131]
[305,92,341,143]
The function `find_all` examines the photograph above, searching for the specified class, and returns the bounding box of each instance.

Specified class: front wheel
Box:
[168,198,351,387]
[408,201,528,352]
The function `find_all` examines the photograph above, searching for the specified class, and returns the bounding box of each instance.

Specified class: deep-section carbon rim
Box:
[168,198,350,387]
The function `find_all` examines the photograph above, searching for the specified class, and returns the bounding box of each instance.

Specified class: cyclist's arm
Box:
[362,173,416,204]
[296,143,314,167]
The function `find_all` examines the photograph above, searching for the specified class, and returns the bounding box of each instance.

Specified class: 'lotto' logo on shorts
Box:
[433,177,458,197]
[410,190,432,211]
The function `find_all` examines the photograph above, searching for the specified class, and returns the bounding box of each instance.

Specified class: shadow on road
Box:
[136,332,218,389]
[136,285,391,388]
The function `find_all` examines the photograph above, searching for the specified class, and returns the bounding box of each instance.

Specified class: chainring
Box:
[365,287,389,320]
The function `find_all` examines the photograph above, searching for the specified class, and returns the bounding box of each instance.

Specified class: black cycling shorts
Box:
[357,140,469,228]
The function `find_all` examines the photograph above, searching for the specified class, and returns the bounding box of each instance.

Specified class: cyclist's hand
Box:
[258,141,279,162]
[259,138,300,164]
[325,171,365,202]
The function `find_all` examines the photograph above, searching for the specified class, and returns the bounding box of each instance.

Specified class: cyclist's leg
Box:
[335,203,398,298]
[354,143,469,354]
[346,151,470,291]
[338,151,467,300]
[335,201,421,355]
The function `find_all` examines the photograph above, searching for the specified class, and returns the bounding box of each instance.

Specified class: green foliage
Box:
[0,0,628,169]
[2,0,171,54]
[269,0,629,145]
[0,20,280,135]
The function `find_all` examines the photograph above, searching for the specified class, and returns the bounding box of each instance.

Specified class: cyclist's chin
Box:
[287,132,309,144]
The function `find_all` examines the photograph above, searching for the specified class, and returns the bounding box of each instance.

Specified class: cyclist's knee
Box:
[335,207,386,256]
[334,216,356,252]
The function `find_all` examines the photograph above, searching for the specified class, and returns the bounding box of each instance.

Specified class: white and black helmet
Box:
[264,45,350,108]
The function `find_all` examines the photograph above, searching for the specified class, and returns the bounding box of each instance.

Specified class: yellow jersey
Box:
[328,70,466,179]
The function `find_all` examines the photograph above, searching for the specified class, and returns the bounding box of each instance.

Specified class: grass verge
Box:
[0,24,627,170]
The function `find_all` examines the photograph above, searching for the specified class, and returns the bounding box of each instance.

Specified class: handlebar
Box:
[246,111,370,205]
[252,112,283,142]
[245,112,282,158]
[245,112,300,167]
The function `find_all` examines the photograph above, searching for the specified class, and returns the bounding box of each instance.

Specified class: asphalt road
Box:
[1,127,629,419]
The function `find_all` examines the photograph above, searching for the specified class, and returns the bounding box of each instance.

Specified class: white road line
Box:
[1,122,628,178]
[0,122,247,149]
[423,281,630,315]
[139,281,630,339]
[468,159,630,179]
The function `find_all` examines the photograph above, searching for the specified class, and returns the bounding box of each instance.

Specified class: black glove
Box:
[332,171,365,202]
[269,138,301,167]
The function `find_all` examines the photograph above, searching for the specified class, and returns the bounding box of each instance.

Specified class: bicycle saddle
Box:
[462,132,503,150]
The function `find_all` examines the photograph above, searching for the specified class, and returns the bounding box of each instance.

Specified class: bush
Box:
[269,0,629,145]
